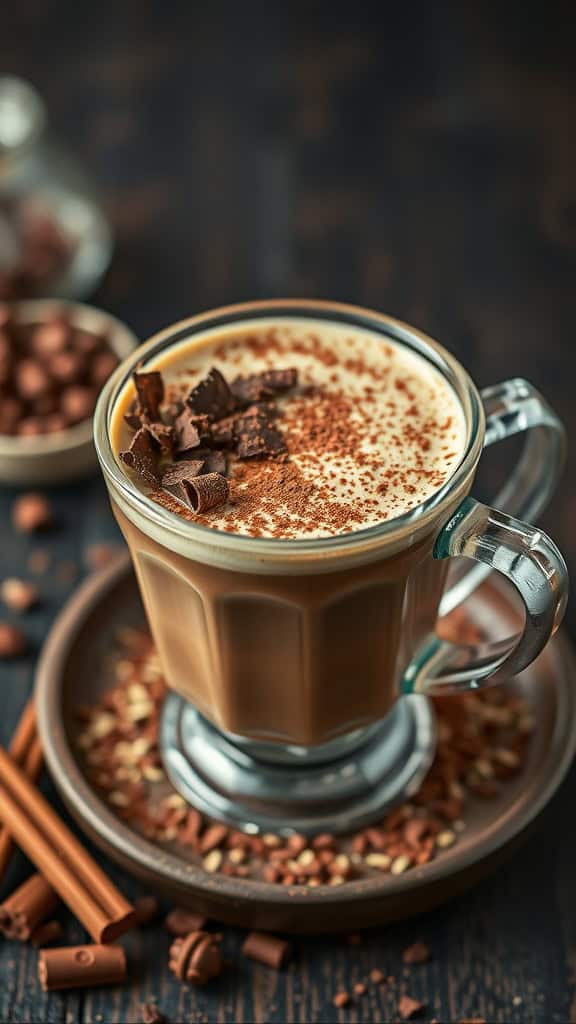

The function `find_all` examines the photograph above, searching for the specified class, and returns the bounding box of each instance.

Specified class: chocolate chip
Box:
[16,359,52,401]
[161,461,205,502]
[120,428,161,485]
[231,368,297,406]
[90,350,118,387]
[60,386,95,424]
[133,370,164,421]
[186,367,234,420]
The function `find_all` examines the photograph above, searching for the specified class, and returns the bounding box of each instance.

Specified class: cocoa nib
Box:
[186,367,234,420]
[120,428,161,485]
[134,370,164,421]
[231,368,298,406]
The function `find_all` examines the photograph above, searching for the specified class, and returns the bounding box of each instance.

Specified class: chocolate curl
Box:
[0,873,58,941]
[38,944,126,992]
[185,472,229,513]
[241,931,291,969]
[169,931,222,985]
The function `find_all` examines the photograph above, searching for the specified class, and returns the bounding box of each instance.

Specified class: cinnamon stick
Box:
[0,699,43,883]
[0,748,135,942]
[0,872,58,940]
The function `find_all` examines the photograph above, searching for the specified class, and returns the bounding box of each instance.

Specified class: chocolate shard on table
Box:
[133,370,164,421]
[120,428,161,486]
[186,367,235,420]
[230,367,298,406]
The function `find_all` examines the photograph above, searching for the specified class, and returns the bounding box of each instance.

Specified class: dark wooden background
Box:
[2,4,576,1022]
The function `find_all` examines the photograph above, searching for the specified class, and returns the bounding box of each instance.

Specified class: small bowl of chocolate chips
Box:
[0,299,138,483]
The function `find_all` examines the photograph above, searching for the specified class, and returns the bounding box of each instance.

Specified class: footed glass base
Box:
[160,695,436,836]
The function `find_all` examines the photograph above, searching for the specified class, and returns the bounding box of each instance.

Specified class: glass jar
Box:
[0,76,113,301]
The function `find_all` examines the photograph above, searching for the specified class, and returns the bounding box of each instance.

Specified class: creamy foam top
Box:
[112,318,467,539]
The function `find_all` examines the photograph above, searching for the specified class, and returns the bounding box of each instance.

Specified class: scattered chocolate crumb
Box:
[354,982,367,995]
[133,896,160,927]
[141,1004,166,1024]
[369,969,386,985]
[402,941,430,965]
[332,992,351,1008]
[1,578,39,612]
[398,994,426,1019]
[12,493,52,533]
[164,908,208,936]
[28,548,50,574]
[0,623,26,657]
[242,931,291,969]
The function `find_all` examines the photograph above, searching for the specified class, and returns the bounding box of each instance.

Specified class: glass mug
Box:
[95,300,568,834]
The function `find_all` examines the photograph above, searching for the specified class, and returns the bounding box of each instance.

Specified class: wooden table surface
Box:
[2,6,576,1022]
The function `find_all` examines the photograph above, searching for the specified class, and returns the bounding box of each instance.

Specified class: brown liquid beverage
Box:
[108,317,470,745]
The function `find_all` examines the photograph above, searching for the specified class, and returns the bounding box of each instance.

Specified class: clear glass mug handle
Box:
[403,378,569,695]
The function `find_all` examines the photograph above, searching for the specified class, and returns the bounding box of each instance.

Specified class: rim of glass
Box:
[94,299,485,554]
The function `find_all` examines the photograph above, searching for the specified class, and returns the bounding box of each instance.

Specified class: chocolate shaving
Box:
[120,428,161,485]
[134,370,164,421]
[231,368,298,406]
[186,367,234,420]
[185,472,229,513]
[161,461,205,502]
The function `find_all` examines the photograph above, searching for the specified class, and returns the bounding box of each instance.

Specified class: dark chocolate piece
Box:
[241,931,291,969]
[182,447,227,476]
[173,409,204,454]
[134,370,164,421]
[231,368,297,406]
[210,416,236,447]
[168,931,222,985]
[144,421,175,453]
[186,367,234,420]
[235,408,287,460]
[164,908,208,936]
[161,461,205,502]
[38,944,127,992]
[120,428,161,485]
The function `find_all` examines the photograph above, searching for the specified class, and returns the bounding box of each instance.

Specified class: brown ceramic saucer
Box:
[35,553,576,933]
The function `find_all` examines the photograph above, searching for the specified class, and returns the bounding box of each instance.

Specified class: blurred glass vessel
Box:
[0,76,113,301]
